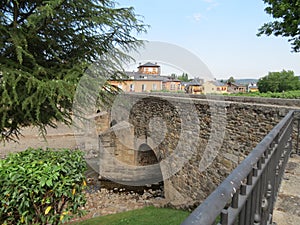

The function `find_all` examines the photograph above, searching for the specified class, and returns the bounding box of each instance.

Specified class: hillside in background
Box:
[219,78,258,85]
[235,79,258,84]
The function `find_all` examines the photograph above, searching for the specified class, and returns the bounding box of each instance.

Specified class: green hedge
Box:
[0,148,87,225]
[227,90,300,99]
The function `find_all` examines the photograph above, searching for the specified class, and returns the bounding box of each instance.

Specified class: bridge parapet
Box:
[182,110,299,225]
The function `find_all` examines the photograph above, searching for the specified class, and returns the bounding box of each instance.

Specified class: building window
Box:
[152,83,157,91]
[170,83,175,91]
[130,84,135,92]
[142,84,146,92]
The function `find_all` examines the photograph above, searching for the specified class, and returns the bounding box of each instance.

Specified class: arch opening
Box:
[136,143,164,196]
[110,119,117,127]
[137,143,160,166]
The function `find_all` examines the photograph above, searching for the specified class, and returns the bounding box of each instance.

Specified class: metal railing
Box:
[182,110,300,225]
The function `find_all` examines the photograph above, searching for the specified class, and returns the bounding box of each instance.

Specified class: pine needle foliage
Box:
[0,0,147,141]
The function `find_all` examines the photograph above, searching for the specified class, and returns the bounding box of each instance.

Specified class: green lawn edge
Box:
[71,206,190,225]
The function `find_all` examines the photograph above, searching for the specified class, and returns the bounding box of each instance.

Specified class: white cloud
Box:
[193,13,204,22]
[202,0,220,11]
[189,0,219,23]
[207,2,219,11]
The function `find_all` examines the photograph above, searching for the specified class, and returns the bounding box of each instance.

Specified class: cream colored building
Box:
[109,79,163,93]
[109,62,181,93]
[203,80,228,94]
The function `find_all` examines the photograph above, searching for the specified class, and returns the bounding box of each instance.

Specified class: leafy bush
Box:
[258,70,300,93]
[0,148,87,225]
[227,90,300,99]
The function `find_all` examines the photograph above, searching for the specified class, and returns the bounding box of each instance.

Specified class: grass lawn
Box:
[72,206,190,225]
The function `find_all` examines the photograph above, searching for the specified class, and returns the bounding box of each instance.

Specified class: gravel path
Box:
[273,155,300,225]
[0,124,78,158]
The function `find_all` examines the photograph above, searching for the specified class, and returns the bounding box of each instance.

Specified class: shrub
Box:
[226,90,300,99]
[0,148,87,225]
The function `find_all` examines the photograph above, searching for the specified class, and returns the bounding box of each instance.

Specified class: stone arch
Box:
[129,96,182,159]
[137,143,159,166]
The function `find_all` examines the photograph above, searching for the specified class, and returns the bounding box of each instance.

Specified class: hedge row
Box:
[227,90,300,99]
[0,148,87,225]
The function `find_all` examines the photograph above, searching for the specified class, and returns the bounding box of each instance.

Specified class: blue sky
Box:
[118,0,300,79]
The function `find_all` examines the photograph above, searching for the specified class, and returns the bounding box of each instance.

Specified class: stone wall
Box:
[96,93,300,208]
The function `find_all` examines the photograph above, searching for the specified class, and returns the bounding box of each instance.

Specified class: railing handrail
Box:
[181,110,295,225]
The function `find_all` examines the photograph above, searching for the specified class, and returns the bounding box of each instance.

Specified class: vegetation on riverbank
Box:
[0,148,87,225]
[72,206,190,225]
[224,90,300,99]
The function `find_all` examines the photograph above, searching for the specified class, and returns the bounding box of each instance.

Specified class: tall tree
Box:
[170,73,177,79]
[177,73,189,82]
[227,76,235,84]
[257,0,300,52]
[0,0,147,141]
[257,70,300,92]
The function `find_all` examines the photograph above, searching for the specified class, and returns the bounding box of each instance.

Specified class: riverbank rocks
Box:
[69,186,169,223]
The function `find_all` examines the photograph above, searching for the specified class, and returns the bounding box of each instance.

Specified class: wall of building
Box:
[132,80,162,92]
[138,66,160,75]
[95,93,300,208]
[203,81,227,94]
[109,80,163,92]
[163,81,181,92]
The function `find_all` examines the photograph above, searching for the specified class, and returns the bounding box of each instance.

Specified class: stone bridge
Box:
[85,93,300,208]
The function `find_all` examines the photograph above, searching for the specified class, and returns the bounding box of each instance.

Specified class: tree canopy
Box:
[177,73,189,82]
[257,70,300,93]
[257,0,300,52]
[0,0,147,141]
[227,76,235,84]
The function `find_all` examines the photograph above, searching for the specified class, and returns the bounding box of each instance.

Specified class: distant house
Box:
[137,62,161,75]
[227,82,247,93]
[203,80,228,94]
[248,83,259,92]
[109,62,181,93]
[185,78,204,94]
[109,72,164,92]
[181,82,190,92]
[163,76,181,92]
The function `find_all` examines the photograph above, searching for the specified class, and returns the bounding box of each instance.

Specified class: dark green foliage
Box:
[227,90,300,98]
[177,73,189,82]
[258,0,300,52]
[0,0,147,141]
[227,76,235,84]
[257,70,300,92]
[0,148,87,225]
